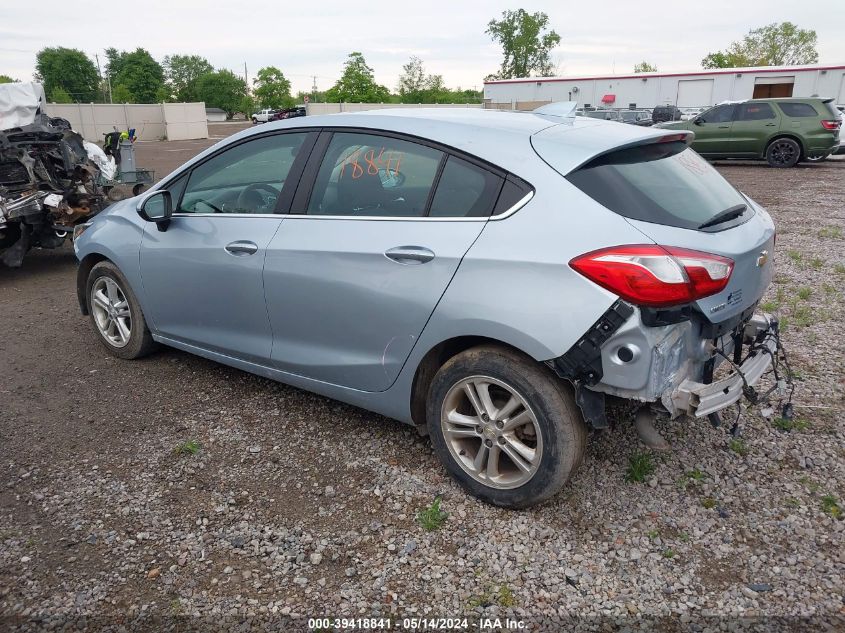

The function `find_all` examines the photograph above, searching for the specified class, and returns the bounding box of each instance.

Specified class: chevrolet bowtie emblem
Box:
[756,250,769,267]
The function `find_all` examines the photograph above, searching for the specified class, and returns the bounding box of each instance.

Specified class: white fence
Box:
[305,102,482,115]
[43,102,208,142]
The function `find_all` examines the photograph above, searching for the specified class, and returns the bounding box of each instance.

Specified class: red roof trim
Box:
[483,65,845,85]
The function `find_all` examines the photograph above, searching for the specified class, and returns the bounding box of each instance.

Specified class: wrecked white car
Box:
[0,83,107,267]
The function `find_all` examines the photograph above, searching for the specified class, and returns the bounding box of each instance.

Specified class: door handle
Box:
[384,245,435,265]
[764,123,776,127]
[718,125,730,129]
[225,241,258,256]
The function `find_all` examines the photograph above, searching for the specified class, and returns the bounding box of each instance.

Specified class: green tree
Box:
[634,61,657,73]
[396,56,452,103]
[35,47,99,102]
[253,66,294,109]
[51,87,74,103]
[0,75,17,83]
[486,9,561,79]
[111,84,133,103]
[108,48,164,103]
[194,70,248,117]
[702,22,818,69]
[325,52,390,103]
[163,54,214,102]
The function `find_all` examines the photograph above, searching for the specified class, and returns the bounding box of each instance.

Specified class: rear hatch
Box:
[532,124,775,324]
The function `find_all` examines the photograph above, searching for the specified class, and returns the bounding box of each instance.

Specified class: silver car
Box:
[74,108,781,508]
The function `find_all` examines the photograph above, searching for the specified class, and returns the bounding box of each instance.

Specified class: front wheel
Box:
[426,345,586,508]
[766,138,801,168]
[86,261,157,359]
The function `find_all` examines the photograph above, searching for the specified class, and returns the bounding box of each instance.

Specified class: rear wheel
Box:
[86,261,157,359]
[426,345,586,508]
[766,137,801,168]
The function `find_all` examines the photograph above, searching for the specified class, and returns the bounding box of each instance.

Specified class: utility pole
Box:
[244,63,249,92]
[94,53,112,103]
[312,75,318,100]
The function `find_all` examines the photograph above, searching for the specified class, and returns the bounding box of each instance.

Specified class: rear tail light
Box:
[570,245,734,307]
[821,120,841,130]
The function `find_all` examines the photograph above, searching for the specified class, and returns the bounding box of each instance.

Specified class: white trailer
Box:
[483,64,845,110]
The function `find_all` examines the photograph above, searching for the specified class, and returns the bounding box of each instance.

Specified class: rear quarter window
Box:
[566,142,749,230]
[777,102,818,117]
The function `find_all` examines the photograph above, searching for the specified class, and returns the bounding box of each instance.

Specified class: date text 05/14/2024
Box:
[307,617,527,630]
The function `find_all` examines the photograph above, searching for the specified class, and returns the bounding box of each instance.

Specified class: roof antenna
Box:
[533,101,578,122]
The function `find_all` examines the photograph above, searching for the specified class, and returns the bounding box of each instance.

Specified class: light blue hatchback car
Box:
[74,108,783,507]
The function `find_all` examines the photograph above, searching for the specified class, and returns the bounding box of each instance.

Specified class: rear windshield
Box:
[566,141,748,230]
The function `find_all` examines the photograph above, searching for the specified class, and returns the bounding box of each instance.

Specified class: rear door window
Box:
[737,103,776,120]
[306,132,443,217]
[777,102,818,117]
[566,142,749,230]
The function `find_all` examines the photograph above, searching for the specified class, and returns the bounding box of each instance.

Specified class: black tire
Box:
[426,345,587,509]
[86,261,157,359]
[766,137,801,168]
[251,117,258,124]
[132,183,146,196]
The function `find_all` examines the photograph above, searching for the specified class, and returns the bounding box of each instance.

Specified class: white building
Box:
[483,64,845,110]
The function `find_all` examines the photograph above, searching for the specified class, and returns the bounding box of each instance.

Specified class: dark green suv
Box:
[657,98,841,167]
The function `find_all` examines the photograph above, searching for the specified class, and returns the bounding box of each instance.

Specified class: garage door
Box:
[753,75,795,99]
[676,79,714,108]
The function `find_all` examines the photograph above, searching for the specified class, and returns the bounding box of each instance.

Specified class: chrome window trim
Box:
[168,191,534,222]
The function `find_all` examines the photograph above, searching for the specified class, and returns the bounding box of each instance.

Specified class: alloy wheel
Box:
[91,276,132,348]
[770,140,797,166]
[440,375,543,489]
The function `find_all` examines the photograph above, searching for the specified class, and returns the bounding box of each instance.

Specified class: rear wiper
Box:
[698,203,747,229]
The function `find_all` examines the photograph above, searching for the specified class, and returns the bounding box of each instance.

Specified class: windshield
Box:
[586,111,615,120]
[566,142,749,230]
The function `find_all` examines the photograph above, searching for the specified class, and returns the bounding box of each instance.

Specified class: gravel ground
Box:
[1,132,843,631]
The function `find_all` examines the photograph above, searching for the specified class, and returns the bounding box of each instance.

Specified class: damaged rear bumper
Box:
[669,314,777,417]
[547,302,782,427]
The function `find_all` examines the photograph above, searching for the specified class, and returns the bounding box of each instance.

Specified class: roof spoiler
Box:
[533,101,578,123]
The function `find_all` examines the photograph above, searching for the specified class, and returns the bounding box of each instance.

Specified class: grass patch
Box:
[497,585,516,608]
[786,250,802,263]
[760,300,779,312]
[685,468,706,482]
[468,584,518,609]
[790,305,813,328]
[647,529,660,540]
[821,495,841,519]
[701,497,717,510]
[834,263,845,277]
[773,417,809,432]
[809,257,824,271]
[784,497,800,509]
[729,438,750,456]
[799,476,821,493]
[626,451,655,483]
[662,548,676,559]
[416,496,448,531]
[678,532,690,543]
[818,226,843,239]
[173,439,200,456]
[796,286,812,301]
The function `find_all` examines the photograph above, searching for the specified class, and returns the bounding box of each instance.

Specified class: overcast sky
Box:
[2,1,844,95]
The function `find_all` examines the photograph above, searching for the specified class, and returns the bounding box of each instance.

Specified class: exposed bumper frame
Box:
[670,314,777,418]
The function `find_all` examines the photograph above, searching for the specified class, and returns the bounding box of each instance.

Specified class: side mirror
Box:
[137,190,173,231]
[693,117,704,126]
